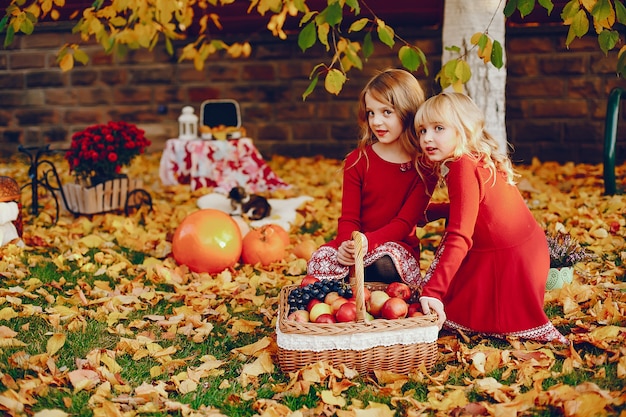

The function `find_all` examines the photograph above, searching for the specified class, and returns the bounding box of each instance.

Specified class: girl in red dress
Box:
[414,92,568,344]
[307,69,439,285]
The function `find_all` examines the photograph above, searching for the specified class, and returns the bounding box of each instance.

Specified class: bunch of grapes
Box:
[287,279,353,314]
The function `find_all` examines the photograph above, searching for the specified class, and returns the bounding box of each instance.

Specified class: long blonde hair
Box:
[414,92,518,185]
[353,69,425,163]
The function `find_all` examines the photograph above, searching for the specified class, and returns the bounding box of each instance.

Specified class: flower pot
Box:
[546,266,574,290]
[61,177,143,215]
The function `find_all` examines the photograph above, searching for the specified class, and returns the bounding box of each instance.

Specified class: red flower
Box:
[65,121,151,184]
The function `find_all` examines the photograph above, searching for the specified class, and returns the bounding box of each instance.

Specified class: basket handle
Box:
[352,231,372,324]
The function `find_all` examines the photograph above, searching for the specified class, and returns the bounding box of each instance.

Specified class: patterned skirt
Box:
[306,241,424,286]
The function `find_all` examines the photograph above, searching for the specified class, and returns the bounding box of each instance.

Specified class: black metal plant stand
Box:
[18,145,153,224]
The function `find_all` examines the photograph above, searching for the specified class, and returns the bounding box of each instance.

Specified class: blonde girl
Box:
[415,92,568,344]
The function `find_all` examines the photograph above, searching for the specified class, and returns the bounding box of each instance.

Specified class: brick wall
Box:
[0,23,625,165]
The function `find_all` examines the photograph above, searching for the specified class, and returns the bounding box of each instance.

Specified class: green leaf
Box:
[591,0,612,23]
[571,9,590,37]
[615,0,626,24]
[20,18,34,35]
[165,37,173,55]
[73,48,90,64]
[299,11,316,26]
[477,33,488,51]
[398,45,419,72]
[598,29,618,54]
[445,45,461,54]
[317,22,330,51]
[324,2,342,27]
[0,15,8,33]
[302,74,319,101]
[345,0,360,14]
[443,59,458,79]
[538,0,554,15]
[517,0,536,18]
[324,68,346,95]
[491,40,504,68]
[348,18,368,33]
[561,0,580,22]
[4,25,15,47]
[503,0,518,17]
[376,22,394,48]
[298,21,316,52]
[455,59,472,83]
[363,32,373,59]
[345,43,363,70]
[417,48,429,76]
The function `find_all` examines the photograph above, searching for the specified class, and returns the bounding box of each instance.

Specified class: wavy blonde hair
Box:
[414,92,518,185]
[351,69,425,166]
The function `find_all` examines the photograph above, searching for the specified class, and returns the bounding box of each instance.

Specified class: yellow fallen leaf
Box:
[321,390,346,407]
[46,333,66,356]
[34,410,69,417]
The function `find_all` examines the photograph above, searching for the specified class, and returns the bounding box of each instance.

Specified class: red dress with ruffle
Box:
[421,156,568,344]
[307,145,434,285]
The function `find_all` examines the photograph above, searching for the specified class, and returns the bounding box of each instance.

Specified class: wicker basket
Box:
[276,232,439,374]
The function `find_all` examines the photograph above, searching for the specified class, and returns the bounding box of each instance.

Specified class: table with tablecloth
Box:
[159,138,290,193]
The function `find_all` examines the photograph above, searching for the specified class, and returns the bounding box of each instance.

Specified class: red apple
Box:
[300,275,320,287]
[407,302,424,317]
[385,282,412,301]
[368,290,391,317]
[309,302,332,322]
[381,297,408,320]
[335,301,357,323]
[307,298,322,311]
[315,313,336,324]
[287,310,310,322]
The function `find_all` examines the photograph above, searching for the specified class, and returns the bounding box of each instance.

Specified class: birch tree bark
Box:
[442,0,507,151]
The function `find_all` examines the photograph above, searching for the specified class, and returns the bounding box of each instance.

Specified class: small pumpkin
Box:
[241,224,287,266]
[292,238,318,261]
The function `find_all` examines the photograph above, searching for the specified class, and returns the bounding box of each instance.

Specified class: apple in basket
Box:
[324,291,343,305]
[385,282,412,301]
[287,310,310,322]
[335,301,357,323]
[408,302,424,317]
[368,290,390,317]
[330,297,349,314]
[315,313,336,324]
[300,275,320,287]
[309,302,332,322]
[307,298,323,311]
[381,297,409,320]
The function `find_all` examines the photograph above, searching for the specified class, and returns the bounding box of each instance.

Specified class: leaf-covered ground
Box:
[0,151,624,417]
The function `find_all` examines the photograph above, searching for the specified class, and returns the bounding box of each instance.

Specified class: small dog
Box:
[228,185,271,220]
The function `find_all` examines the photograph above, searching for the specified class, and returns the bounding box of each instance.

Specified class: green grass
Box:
[1,242,623,417]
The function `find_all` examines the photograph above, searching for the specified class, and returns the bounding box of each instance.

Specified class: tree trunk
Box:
[442,0,507,152]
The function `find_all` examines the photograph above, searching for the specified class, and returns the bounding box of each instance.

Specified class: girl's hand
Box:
[337,240,355,266]
[419,296,446,329]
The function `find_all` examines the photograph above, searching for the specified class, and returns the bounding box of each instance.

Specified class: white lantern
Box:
[178,106,198,140]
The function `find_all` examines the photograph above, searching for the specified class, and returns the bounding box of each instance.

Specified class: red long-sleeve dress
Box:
[421,156,568,344]
[307,145,434,285]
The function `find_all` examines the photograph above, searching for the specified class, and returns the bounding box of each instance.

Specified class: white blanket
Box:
[196,193,313,232]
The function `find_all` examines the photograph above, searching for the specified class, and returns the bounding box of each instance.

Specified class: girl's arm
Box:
[421,157,482,301]
[335,152,364,245]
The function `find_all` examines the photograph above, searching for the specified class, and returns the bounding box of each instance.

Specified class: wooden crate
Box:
[62,177,143,214]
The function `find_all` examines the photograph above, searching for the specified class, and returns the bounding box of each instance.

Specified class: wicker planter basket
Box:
[62,177,143,215]
[276,232,439,374]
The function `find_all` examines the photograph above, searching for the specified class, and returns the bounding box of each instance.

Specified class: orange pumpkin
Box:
[241,224,287,266]
[292,238,318,261]
[264,223,290,246]
[172,209,242,274]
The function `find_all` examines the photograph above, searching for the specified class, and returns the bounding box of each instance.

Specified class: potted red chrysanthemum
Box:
[65,121,151,187]
[62,121,151,214]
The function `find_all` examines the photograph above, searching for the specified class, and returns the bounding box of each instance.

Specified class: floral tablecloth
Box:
[159,138,290,193]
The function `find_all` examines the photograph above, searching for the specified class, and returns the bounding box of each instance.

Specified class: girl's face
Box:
[417,122,458,162]
[364,92,403,145]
